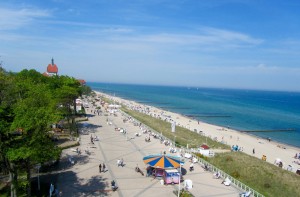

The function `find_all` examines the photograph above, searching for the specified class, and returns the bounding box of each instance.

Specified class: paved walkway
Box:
[56,108,240,197]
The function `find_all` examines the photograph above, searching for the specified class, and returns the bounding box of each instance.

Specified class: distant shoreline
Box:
[95,89,300,149]
[93,89,300,172]
[89,82,300,149]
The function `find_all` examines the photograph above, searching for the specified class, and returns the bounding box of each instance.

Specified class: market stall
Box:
[163,169,180,184]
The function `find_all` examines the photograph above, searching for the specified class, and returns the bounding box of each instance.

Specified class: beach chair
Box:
[222,177,231,186]
[239,191,251,197]
[184,153,192,159]
[192,157,198,163]
[213,171,221,179]
[184,179,193,190]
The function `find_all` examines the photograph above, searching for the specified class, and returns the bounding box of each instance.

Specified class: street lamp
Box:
[178,161,182,197]
[36,164,41,191]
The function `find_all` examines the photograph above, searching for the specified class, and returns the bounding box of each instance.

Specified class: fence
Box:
[119,109,265,197]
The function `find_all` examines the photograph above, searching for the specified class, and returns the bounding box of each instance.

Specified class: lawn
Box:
[122,107,300,197]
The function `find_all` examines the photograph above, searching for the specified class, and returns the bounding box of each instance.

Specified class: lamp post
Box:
[36,164,41,191]
[178,163,181,197]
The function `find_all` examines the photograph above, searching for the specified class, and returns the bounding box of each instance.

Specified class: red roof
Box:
[78,79,86,85]
[47,63,58,73]
[200,144,210,150]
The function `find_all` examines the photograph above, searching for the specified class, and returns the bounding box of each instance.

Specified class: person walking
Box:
[120,158,124,167]
[253,148,255,154]
[102,163,106,172]
[99,163,102,173]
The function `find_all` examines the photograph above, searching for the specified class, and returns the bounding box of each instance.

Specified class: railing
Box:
[183,151,265,197]
[119,109,265,197]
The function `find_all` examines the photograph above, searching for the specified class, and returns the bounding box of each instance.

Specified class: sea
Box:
[88,82,300,148]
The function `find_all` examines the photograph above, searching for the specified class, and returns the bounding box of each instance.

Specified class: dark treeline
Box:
[0,67,90,196]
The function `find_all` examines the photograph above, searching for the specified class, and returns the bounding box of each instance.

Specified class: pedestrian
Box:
[102,163,106,172]
[99,163,102,173]
[253,148,255,154]
[121,158,124,167]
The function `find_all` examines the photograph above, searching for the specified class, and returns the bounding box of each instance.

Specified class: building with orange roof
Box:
[43,58,58,76]
[42,58,86,85]
[47,58,58,76]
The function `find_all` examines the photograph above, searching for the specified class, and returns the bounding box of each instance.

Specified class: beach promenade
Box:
[103,93,300,174]
[56,106,240,196]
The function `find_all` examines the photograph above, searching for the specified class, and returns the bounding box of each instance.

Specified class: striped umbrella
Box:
[143,154,183,169]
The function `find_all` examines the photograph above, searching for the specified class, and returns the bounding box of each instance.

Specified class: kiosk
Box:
[163,169,180,184]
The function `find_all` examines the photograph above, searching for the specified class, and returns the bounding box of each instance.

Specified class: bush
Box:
[232,170,240,178]
[225,156,233,162]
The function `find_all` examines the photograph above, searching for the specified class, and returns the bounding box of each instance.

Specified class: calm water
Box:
[88,82,300,148]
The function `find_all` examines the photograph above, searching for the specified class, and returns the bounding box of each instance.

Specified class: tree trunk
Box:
[26,160,31,197]
[73,98,77,115]
[9,162,17,197]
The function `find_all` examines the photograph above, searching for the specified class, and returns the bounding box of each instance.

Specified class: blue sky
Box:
[1,0,300,91]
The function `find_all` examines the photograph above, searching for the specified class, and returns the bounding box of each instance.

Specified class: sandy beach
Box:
[96,91,300,173]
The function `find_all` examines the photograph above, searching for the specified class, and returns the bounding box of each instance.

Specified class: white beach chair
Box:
[223,177,231,186]
[240,191,251,197]
[184,179,193,190]
[184,153,192,159]
[192,157,198,163]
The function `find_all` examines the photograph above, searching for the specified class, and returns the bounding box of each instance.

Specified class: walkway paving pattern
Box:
[57,108,240,197]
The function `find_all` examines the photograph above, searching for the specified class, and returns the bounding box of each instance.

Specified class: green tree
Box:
[54,76,81,134]
[10,83,60,194]
[0,69,20,197]
[0,69,83,196]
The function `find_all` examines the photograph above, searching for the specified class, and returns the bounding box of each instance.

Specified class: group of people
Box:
[90,108,102,116]
[99,163,106,173]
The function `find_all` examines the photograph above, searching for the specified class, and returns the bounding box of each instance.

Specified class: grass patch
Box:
[122,107,300,197]
[122,107,229,149]
[208,152,300,197]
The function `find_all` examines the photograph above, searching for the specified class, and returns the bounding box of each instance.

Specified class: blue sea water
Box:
[88,82,300,148]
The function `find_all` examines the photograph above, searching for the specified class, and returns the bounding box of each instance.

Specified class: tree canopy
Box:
[0,68,84,196]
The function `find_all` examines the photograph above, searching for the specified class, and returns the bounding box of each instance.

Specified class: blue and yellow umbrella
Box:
[143,154,183,169]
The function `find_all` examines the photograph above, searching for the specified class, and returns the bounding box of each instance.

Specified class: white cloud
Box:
[200,27,263,45]
[0,7,50,30]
